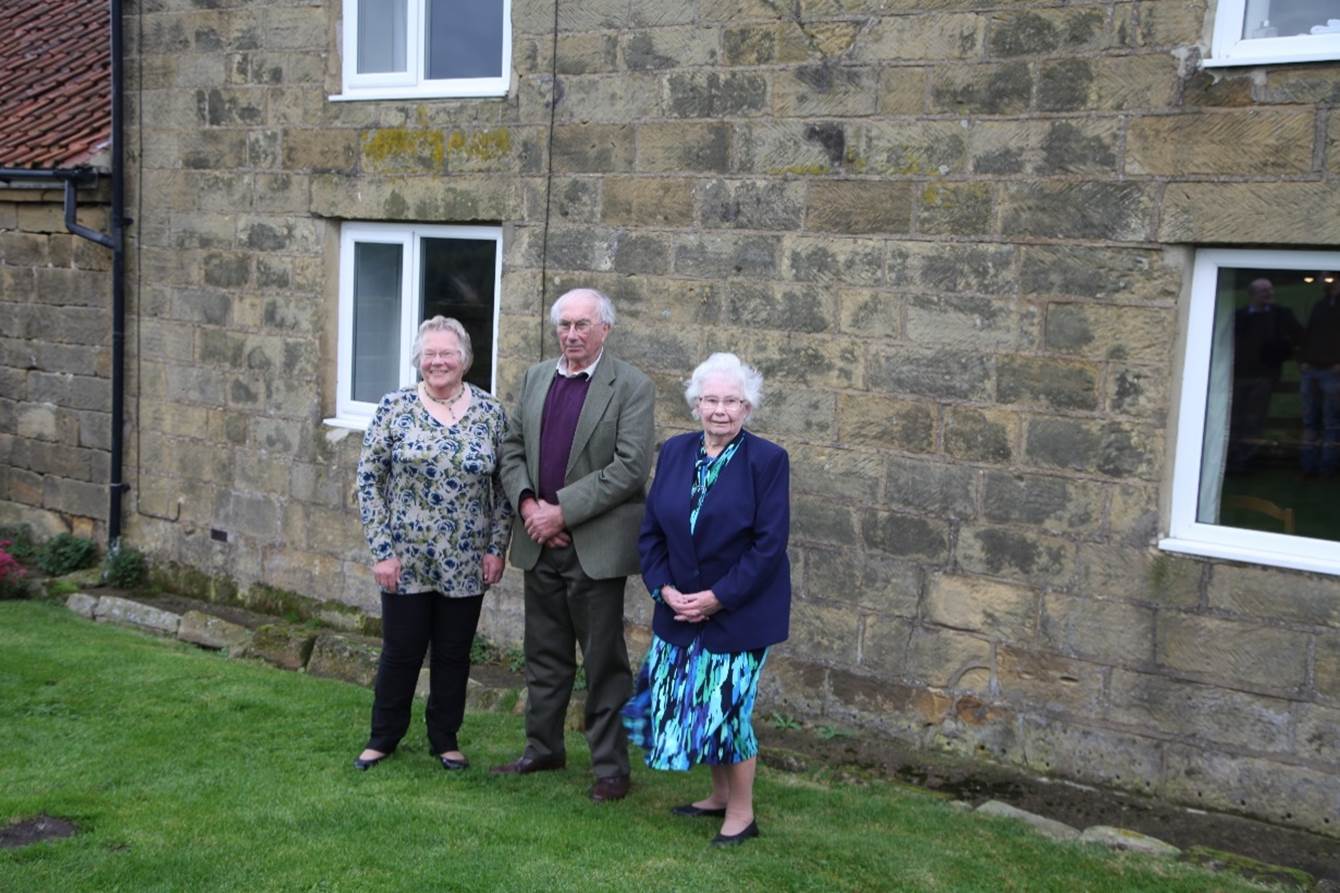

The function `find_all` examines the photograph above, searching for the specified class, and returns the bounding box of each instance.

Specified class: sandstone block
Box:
[1018,716,1163,793]
[838,288,899,338]
[1044,302,1173,365]
[1106,669,1293,753]
[307,633,382,688]
[673,232,778,279]
[178,610,253,656]
[945,406,1017,464]
[863,121,967,177]
[1001,182,1155,241]
[782,235,884,286]
[65,592,99,619]
[800,546,921,616]
[838,393,934,452]
[665,71,767,117]
[1024,416,1160,480]
[95,595,182,636]
[930,61,1031,115]
[720,281,832,333]
[852,14,981,62]
[1156,614,1308,696]
[246,623,317,671]
[551,33,617,74]
[957,526,1077,587]
[1041,594,1155,667]
[790,493,857,547]
[747,386,836,441]
[1020,245,1182,304]
[926,574,1036,641]
[1127,110,1315,176]
[310,175,517,224]
[1079,826,1179,858]
[621,27,720,71]
[885,455,976,520]
[701,179,804,231]
[1208,565,1340,628]
[866,345,992,401]
[1160,181,1340,244]
[878,65,927,114]
[1294,703,1340,764]
[1076,547,1201,608]
[902,626,992,690]
[977,800,1080,841]
[1162,744,1339,834]
[987,8,1108,58]
[997,646,1105,714]
[860,509,950,562]
[601,177,693,226]
[772,65,878,117]
[1312,635,1340,704]
[1106,365,1169,419]
[551,124,635,173]
[904,293,1032,351]
[736,121,846,175]
[889,239,1018,297]
[917,181,994,237]
[787,598,862,667]
[982,471,1104,534]
[805,180,914,235]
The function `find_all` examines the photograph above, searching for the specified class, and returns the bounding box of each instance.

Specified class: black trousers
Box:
[366,591,483,755]
[522,545,632,778]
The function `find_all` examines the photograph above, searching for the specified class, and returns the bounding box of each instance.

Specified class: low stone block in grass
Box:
[244,624,317,671]
[977,799,1080,841]
[1079,825,1180,858]
[94,595,181,636]
[178,610,253,656]
[307,633,381,687]
[65,592,98,619]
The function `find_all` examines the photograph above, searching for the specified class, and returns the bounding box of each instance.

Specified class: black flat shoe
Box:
[671,803,727,818]
[711,820,759,847]
[439,755,469,771]
[354,753,387,771]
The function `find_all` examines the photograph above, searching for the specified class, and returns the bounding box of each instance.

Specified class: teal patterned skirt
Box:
[622,634,769,771]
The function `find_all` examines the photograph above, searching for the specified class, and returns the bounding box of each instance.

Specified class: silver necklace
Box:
[421,381,467,411]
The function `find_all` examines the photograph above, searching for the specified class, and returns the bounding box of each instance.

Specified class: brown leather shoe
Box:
[490,753,566,775]
[589,774,631,803]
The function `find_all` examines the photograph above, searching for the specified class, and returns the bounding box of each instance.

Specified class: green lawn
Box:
[0,602,1264,893]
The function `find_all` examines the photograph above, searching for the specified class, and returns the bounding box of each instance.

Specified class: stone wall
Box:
[0,185,114,539]
[57,0,1340,835]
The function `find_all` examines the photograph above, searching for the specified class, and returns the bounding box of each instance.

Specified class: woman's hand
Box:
[665,586,721,623]
[372,557,401,593]
[482,554,504,586]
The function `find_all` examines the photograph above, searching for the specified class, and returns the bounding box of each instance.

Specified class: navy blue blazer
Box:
[639,430,791,653]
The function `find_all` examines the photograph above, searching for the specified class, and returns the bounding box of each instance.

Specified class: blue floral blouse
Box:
[356,384,513,597]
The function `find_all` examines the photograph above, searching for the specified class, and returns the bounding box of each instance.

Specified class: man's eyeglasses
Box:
[557,319,595,334]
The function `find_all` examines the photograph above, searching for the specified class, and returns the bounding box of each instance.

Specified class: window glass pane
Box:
[419,237,496,390]
[425,0,504,80]
[358,0,408,73]
[1198,267,1340,542]
[1242,0,1339,38]
[352,242,403,403]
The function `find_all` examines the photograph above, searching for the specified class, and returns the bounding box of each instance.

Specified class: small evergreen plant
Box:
[103,540,148,589]
[37,533,100,577]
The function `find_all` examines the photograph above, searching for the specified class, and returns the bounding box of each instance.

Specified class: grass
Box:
[0,602,1268,893]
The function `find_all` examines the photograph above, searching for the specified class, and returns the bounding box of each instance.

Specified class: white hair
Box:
[411,316,473,372]
[684,353,764,421]
[549,288,616,327]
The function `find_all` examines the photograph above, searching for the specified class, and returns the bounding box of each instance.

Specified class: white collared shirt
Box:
[556,349,604,379]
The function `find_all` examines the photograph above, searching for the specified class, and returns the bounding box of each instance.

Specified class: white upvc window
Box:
[334,0,511,101]
[328,222,502,429]
[1163,248,1340,576]
[1206,0,1340,67]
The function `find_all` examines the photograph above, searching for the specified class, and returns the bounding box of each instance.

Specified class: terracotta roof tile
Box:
[0,0,111,169]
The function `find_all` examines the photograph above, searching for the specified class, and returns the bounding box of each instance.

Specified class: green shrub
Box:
[37,534,100,577]
[0,525,38,564]
[103,540,148,589]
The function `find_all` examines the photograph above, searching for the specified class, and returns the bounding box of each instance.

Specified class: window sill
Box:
[323,415,371,432]
[329,86,508,102]
[1158,536,1340,577]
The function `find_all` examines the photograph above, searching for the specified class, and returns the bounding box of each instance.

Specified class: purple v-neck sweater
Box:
[537,371,591,502]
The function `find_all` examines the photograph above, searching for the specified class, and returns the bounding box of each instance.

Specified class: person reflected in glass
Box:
[1299,275,1340,478]
[625,353,791,847]
[1228,278,1301,473]
[353,316,512,771]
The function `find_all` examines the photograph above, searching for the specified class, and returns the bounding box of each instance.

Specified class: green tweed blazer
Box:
[499,352,655,579]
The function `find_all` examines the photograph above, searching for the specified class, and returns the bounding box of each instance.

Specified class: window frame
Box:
[1206,0,1340,67]
[334,0,511,101]
[327,221,503,431]
[1161,247,1340,577]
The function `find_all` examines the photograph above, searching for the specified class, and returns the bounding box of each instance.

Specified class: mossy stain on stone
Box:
[361,128,446,168]
[447,128,512,161]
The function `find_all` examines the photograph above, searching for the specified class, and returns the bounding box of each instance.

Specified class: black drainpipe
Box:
[0,0,128,544]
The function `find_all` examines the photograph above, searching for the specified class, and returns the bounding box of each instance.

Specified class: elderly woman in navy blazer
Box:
[625,352,790,847]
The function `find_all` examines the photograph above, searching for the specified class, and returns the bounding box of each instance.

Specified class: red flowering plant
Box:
[0,539,33,600]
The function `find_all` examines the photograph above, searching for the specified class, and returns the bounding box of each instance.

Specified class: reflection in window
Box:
[1199,268,1340,542]
[1241,0,1339,38]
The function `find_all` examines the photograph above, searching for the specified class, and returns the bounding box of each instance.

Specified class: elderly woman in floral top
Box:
[353,316,512,772]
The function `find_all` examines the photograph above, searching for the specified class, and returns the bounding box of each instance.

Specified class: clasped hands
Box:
[520,497,572,549]
[661,584,722,624]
